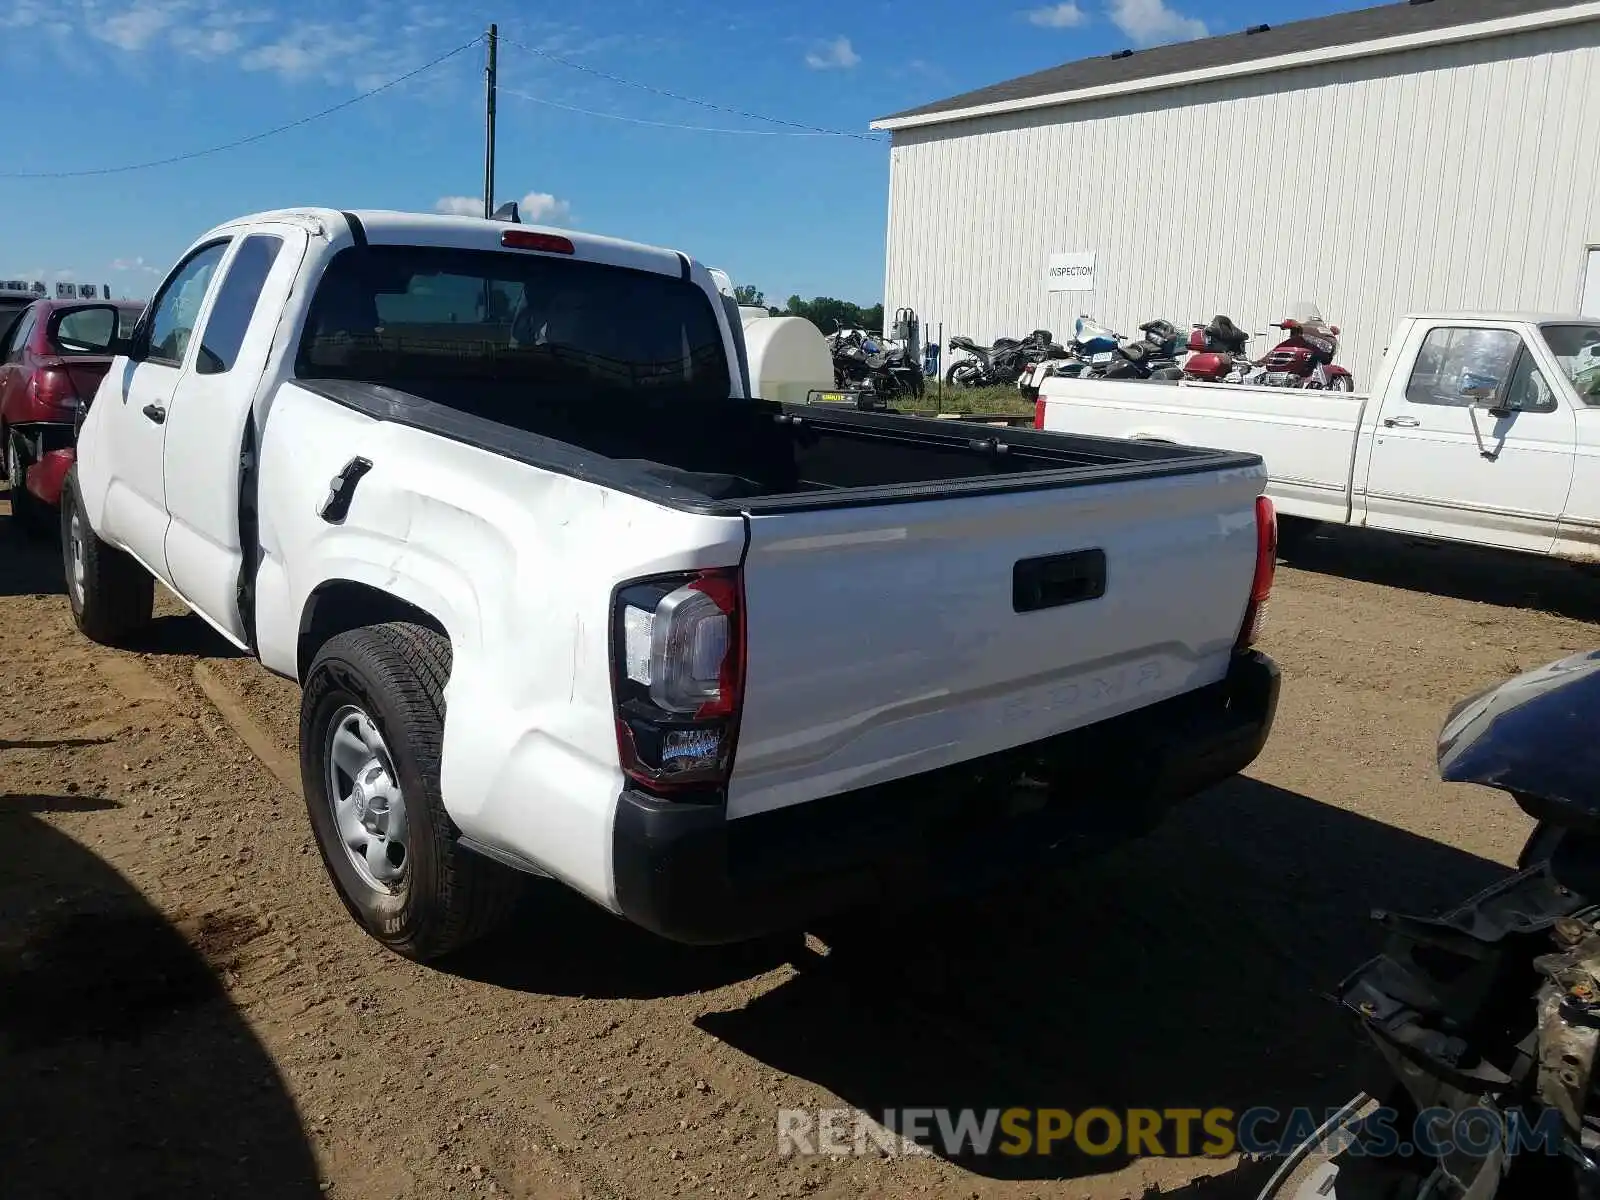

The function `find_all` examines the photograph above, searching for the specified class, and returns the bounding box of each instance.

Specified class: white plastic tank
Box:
[741,316,834,406]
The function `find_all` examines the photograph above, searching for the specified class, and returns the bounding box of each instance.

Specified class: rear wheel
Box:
[1328,375,1355,393]
[300,622,523,961]
[60,467,153,643]
[6,429,47,536]
[945,362,983,389]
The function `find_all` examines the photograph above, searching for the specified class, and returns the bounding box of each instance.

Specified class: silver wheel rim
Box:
[6,439,20,490]
[325,704,409,893]
[67,508,86,605]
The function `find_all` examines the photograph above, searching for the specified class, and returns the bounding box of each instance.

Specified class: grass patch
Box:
[896,384,1033,417]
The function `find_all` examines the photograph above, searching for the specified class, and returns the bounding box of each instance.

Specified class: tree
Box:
[733,283,765,307]
[783,295,885,334]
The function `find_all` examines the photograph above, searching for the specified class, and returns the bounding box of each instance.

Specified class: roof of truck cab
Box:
[1404,311,1597,324]
[206,208,692,277]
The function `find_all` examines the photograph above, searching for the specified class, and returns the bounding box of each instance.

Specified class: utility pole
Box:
[483,23,498,218]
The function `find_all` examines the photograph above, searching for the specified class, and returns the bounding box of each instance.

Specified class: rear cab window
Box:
[1542,323,1600,405]
[294,245,732,424]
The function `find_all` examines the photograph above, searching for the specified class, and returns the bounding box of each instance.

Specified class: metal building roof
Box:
[873,0,1591,129]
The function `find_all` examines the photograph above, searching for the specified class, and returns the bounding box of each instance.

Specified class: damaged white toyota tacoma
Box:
[63,207,1281,960]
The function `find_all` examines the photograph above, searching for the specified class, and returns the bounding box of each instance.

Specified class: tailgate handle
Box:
[1013,549,1106,613]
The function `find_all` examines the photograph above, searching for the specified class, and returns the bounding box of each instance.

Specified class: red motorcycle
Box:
[1181,314,1252,382]
[1256,310,1354,391]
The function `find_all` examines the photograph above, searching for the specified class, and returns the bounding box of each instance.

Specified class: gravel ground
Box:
[4,487,1596,1200]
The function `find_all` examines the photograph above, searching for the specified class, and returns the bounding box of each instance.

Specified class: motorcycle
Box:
[1018,316,1124,396]
[1262,650,1600,1199]
[1181,314,1253,382]
[1101,319,1183,381]
[946,329,1064,389]
[1253,304,1354,391]
[829,326,924,402]
[1227,303,1354,391]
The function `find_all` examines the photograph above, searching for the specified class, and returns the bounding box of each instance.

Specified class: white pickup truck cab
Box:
[63,207,1281,959]
[1037,313,1600,562]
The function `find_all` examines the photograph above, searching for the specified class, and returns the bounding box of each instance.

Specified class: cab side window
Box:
[144,242,230,368]
[1405,327,1522,407]
[195,234,285,376]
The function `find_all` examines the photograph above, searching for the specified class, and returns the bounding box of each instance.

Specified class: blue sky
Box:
[1,0,1369,306]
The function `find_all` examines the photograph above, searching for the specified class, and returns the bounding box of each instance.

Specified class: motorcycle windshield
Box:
[1436,649,1600,824]
[1074,317,1118,343]
[1283,299,1325,325]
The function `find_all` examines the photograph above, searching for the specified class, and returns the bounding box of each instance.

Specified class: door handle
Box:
[141,403,167,424]
[1382,415,1420,428]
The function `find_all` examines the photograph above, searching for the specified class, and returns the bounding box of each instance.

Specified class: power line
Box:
[500,86,857,137]
[0,36,483,180]
[498,33,886,143]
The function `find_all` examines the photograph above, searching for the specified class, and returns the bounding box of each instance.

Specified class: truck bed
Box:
[298,378,1263,514]
[1038,375,1370,525]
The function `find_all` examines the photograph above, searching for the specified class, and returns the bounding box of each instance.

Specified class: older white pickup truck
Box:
[62,207,1280,959]
[1036,313,1600,561]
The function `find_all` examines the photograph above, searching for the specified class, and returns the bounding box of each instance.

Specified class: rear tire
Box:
[300,622,523,961]
[60,467,154,643]
[6,429,47,537]
[945,362,982,389]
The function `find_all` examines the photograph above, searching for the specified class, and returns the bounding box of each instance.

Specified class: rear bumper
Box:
[26,447,75,507]
[612,649,1280,944]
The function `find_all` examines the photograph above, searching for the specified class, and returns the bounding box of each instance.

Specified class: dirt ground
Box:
[4,485,1597,1200]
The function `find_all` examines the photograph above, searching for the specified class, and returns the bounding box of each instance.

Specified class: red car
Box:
[0,297,145,531]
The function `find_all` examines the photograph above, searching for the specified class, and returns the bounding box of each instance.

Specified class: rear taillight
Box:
[1236,495,1277,651]
[28,367,76,410]
[611,568,745,794]
[1033,394,1046,429]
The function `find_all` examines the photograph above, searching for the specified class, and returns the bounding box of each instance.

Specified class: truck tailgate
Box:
[727,462,1267,818]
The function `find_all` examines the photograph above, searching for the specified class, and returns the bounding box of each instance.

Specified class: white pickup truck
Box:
[1036,313,1600,561]
[62,207,1281,959]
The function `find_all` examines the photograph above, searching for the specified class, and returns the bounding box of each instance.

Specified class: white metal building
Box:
[872,0,1600,389]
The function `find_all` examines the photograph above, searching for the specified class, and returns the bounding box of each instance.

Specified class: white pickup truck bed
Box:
[1036,374,1372,525]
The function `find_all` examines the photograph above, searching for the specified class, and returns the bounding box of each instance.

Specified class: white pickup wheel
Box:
[299,621,522,960]
[60,466,154,644]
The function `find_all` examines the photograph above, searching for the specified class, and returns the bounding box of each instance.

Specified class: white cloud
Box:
[111,256,161,275]
[92,1,187,51]
[434,196,483,217]
[1025,3,1087,28]
[434,191,575,226]
[804,36,859,70]
[1107,0,1207,45]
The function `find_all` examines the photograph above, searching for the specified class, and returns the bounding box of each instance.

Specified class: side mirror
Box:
[1330,325,1341,336]
[50,303,125,356]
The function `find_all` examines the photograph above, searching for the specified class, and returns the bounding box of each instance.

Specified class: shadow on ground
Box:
[0,791,322,1197]
[0,500,65,597]
[687,776,1504,1185]
[0,493,242,656]
[1283,522,1600,621]
[442,882,797,1000]
[121,612,247,658]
